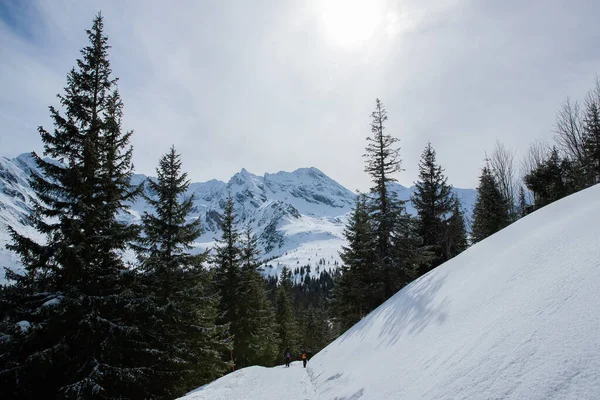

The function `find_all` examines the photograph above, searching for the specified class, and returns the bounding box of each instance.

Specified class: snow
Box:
[254,213,346,282]
[42,296,63,307]
[16,320,30,332]
[0,153,477,283]
[182,184,600,399]
[179,362,315,400]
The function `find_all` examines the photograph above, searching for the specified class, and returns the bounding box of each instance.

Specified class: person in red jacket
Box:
[301,350,308,368]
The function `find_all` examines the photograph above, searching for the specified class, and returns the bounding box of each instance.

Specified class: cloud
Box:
[1,0,600,192]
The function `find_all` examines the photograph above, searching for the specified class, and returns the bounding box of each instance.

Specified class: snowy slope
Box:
[182,184,600,400]
[0,153,477,283]
[181,362,314,400]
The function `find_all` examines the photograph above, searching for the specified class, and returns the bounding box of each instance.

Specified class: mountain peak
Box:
[0,152,478,285]
[292,166,324,175]
[14,152,37,168]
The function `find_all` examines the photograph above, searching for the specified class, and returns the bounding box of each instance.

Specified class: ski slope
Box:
[181,184,600,400]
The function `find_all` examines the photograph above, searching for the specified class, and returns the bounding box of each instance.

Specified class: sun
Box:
[320,0,383,48]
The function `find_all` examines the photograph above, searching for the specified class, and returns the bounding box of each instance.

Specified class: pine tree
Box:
[390,209,432,282]
[136,147,230,397]
[276,267,299,358]
[471,165,510,243]
[212,196,245,368]
[524,147,575,209]
[0,14,144,398]
[582,101,600,184]
[363,98,410,300]
[334,194,379,330]
[235,227,279,367]
[300,299,333,355]
[439,196,468,260]
[411,142,454,269]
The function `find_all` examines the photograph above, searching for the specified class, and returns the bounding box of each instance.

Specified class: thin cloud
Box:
[1,0,600,192]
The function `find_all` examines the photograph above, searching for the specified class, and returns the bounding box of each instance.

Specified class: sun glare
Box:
[321,0,383,48]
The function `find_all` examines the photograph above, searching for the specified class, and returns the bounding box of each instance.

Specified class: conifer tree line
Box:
[333,99,469,331]
[520,79,600,209]
[0,14,327,399]
[471,78,600,244]
[334,79,600,331]
[2,12,600,400]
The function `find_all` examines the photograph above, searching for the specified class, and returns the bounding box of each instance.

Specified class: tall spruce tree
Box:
[411,143,454,269]
[212,196,245,368]
[276,267,299,358]
[0,14,144,398]
[235,227,279,367]
[471,165,510,243]
[363,98,411,300]
[334,194,379,330]
[300,299,333,355]
[524,147,576,209]
[582,101,600,184]
[136,147,230,398]
[439,196,468,260]
[390,208,431,282]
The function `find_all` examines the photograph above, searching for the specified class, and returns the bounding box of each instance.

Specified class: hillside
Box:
[181,183,600,400]
[0,153,477,282]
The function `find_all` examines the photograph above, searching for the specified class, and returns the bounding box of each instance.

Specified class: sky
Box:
[1,0,600,191]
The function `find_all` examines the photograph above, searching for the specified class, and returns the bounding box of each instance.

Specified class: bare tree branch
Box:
[489,140,518,213]
[553,97,585,164]
[520,139,550,179]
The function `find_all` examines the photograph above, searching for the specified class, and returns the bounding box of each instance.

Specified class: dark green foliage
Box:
[136,147,230,398]
[439,197,469,260]
[299,298,334,355]
[262,267,338,357]
[411,143,456,269]
[390,209,432,282]
[331,99,427,332]
[471,165,510,243]
[521,80,600,211]
[524,147,578,210]
[582,101,600,184]
[138,147,203,285]
[0,14,144,398]
[333,194,380,330]
[290,267,338,311]
[275,267,299,357]
[363,99,402,269]
[212,196,243,366]
[363,98,417,300]
[212,199,280,369]
[235,228,279,367]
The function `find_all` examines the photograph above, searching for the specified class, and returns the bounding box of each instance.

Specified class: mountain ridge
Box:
[0,152,477,282]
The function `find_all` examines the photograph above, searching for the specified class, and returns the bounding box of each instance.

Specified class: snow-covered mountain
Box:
[0,154,46,276]
[181,183,600,400]
[0,153,477,282]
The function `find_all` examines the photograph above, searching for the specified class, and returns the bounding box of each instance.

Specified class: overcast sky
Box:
[1,0,600,191]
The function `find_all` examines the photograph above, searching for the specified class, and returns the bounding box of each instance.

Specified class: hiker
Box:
[301,350,308,368]
[284,348,292,367]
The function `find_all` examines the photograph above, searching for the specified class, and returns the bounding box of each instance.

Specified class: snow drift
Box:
[183,184,600,399]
